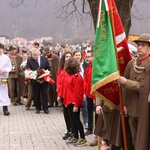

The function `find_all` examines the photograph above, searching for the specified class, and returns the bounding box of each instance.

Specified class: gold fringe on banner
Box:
[91,71,119,95]
[94,90,120,110]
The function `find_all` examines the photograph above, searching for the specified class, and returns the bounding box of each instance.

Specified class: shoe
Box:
[90,139,98,146]
[66,137,78,144]
[44,109,49,114]
[4,111,10,116]
[84,130,92,136]
[63,132,71,140]
[68,134,74,141]
[36,110,40,114]
[17,102,23,105]
[12,102,18,106]
[74,138,87,147]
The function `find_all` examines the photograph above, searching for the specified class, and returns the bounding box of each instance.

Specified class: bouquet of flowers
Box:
[22,68,55,84]
[24,69,37,80]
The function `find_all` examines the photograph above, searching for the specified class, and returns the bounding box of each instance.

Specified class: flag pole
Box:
[96,1,102,150]
[97,136,101,150]
[118,85,128,150]
[107,0,128,149]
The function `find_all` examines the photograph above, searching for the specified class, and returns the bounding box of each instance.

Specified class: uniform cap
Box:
[134,33,150,43]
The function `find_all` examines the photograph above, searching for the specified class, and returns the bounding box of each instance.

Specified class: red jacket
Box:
[57,69,67,98]
[84,64,95,99]
[63,72,84,108]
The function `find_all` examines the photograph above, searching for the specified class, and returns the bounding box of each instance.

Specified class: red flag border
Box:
[93,90,120,110]
[91,71,119,94]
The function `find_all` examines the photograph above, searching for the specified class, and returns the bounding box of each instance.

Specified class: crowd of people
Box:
[0,41,96,147]
[0,33,150,149]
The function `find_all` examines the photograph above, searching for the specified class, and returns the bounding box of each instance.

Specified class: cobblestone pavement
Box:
[0,104,98,150]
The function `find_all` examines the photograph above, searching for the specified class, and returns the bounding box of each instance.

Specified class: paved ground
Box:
[0,104,98,150]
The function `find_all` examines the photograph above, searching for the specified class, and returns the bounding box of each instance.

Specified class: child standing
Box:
[64,57,87,147]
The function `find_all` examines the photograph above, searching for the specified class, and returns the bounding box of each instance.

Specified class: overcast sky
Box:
[0,0,150,40]
[130,0,150,35]
[0,0,94,40]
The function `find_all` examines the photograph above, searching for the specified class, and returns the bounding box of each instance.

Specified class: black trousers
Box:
[87,96,94,131]
[62,98,71,133]
[31,81,49,111]
[67,104,85,139]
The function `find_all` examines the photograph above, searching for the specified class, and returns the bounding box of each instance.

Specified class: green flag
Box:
[92,0,119,88]
[91,0,120,109]
[91,0,131,109]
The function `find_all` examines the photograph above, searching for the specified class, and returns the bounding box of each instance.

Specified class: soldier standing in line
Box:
[7,46,23,106]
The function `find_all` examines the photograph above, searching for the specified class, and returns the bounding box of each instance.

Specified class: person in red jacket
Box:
[57,51,73,140]
[64,57,87,147]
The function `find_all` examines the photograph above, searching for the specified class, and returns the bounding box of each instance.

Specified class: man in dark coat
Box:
[117,33,150,150]
[26,48,50,114]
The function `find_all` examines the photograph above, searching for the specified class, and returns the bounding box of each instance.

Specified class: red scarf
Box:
[138,55,149,62]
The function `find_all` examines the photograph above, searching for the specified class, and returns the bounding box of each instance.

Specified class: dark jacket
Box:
[26,56,50,71]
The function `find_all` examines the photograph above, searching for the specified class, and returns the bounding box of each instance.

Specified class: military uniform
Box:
[95,99,123,150]
[123,57,150,149]
[120,33,150,150]
[8,54,23,104]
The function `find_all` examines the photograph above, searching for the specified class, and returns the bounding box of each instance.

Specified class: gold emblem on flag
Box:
[118,57,124,64]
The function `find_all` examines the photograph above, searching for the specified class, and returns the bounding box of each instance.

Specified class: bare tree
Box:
[9,0,24,7]
[59,0,134,37]
[115,0,134,37]
[10,0,134,37]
